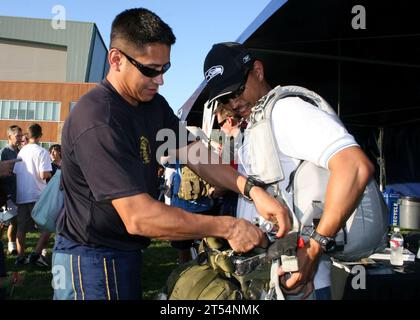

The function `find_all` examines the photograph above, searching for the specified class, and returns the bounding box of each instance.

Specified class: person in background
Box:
[157,164,166,202]
[20,133,29,148]
[48,144,62,180]
[162,162,176,206]
[0,125,22,255]
[215,105,242,165]
[213,106,244,217]
[13,123,52,267]
[0,159,24,300]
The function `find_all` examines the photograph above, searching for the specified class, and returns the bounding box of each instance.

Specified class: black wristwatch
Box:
[243,176,266,201]
[310,230,337,253]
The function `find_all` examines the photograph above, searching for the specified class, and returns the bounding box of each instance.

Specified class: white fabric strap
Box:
[270,260,285,300]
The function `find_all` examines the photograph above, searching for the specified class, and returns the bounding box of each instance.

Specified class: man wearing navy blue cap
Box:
[204,42,374,299]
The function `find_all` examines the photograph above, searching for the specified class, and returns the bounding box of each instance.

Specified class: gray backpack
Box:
[245,85,388,261]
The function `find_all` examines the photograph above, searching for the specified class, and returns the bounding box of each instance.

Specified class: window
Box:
[44,102,53,121]
[0,140,8,149]
[53,102,60,120]
[27,102,35,120]
[40,142,55,150]
[0,100,61,121]
[1,101,10,119]
[35,102,44,120]
[10,101,18,119]
[18,101,27,119]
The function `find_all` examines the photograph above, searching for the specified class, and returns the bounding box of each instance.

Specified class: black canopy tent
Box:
[179,0,420,188]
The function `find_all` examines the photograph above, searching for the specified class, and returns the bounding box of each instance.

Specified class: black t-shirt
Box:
[57,79,181,251]
[0,145,18,202]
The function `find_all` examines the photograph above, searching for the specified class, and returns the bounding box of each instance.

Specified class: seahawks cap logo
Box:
[205,65,224,82]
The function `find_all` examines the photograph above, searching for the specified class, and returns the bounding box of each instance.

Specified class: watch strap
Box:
[244,176,266,201]
[310,230,335,252]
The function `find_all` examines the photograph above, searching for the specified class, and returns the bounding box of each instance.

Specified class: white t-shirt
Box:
[237,96,358,290]
[163,166,176,205]
[13,143,52,204]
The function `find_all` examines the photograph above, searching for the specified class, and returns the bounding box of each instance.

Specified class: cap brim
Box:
[207,76,243,105]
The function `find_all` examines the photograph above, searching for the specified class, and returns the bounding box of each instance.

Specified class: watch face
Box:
[325,240,336,252]
[320,238,328,246]
[311,231,337,253]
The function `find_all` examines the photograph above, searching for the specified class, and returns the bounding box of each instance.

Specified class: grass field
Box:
[1,232,178,300]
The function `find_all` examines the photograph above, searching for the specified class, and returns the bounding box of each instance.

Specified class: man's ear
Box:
[108,48,122,71]
[253,60,265,82]
[227,116,233,126]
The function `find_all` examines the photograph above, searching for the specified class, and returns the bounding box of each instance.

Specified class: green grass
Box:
[1,232,178,300]
[142,240,178,299]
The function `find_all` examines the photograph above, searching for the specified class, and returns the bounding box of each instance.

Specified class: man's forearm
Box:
[112,193,236,240]
[190,162,246,195]
[176,141,247,195]
[113,192,266,253]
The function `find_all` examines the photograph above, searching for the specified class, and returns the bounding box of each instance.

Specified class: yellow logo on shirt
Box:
[140,136,151,165]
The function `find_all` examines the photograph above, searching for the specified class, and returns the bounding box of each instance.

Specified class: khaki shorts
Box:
[17,202,36,233]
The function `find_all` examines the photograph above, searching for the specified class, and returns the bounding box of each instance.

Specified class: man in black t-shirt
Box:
[0,125,22,256]
[53,8,289,300]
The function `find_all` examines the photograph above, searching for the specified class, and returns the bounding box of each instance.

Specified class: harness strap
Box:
[269,260,285,300]
[285,160,303,193]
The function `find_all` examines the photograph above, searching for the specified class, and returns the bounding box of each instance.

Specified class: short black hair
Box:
[110,8,176,51]
[49,144,61,154]
[27,123,42,139]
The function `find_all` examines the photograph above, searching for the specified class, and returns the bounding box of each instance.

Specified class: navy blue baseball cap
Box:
[203,42,254,104]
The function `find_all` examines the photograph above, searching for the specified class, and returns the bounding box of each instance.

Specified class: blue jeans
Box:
[52,236,142,300]
[315,286,332,300]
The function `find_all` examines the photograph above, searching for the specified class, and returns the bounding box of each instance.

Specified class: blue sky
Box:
[0,0,272,112]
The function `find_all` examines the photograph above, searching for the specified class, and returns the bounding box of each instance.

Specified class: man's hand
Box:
[250,186,291,238]
[226,218,268,253]
[277,238,323,299]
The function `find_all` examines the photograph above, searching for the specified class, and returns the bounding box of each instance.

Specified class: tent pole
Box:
[337,42,341,116]
[378,127,385,191]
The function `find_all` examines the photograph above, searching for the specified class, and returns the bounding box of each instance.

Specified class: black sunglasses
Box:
[116,49,171,78]
[216,66,252,105]
[217,85,246,105]
[218,118,228,127]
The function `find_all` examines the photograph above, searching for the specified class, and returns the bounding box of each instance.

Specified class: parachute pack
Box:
[162,232,310,300]
[245,85,388,261]
[163,237,272,300]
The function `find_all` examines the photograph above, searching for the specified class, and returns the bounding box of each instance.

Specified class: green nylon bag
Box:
[166,261,242,300]
[164,238,271,300]
[177,165,211,201]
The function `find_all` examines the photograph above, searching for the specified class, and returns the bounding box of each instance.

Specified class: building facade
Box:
[0,16,108,147]
[0,16,108,83]
[0,81,97,148]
